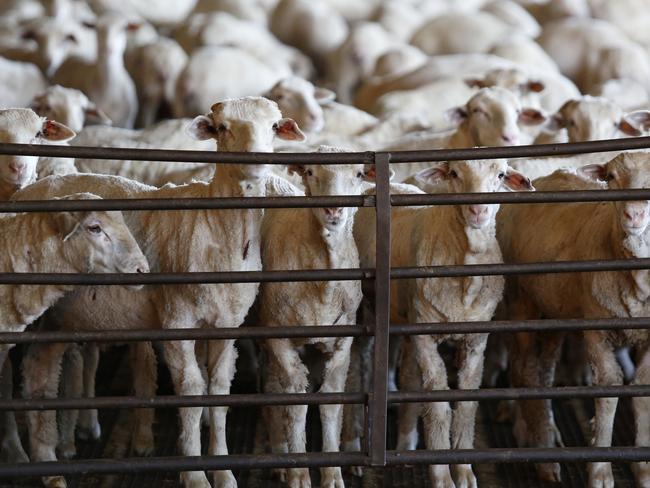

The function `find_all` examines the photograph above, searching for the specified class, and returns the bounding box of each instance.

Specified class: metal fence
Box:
[2,137,650,479]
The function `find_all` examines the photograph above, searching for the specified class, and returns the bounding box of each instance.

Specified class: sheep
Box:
[270,0,349,73]
[354,159,533,488]
[592,78,650,112]
[410,11,525,56]
[87,0,197,26]
[0,57,47,110]
[172,12,313,79]
[538,18,650,95]
[522,0,590,24]
[53,13,139,129]
[12,96,305,488]
[71,119,214,186]
[260,148,372,488]
[0,192,148,470]
[0,108,76,201]
[498,152,650,486]
[488,34,560,73]
[382,87,547,182]
[173,46,284,118]
[481,0,542,37]
[192,0,271,25]
[125,37,188,128]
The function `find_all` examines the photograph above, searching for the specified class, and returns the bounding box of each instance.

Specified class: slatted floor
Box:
[0,345,639,488]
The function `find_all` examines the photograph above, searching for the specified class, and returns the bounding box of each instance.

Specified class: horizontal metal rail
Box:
[2,258,650,285]
[1,447,650,478]
[1,317,647,345]
[6,188,650,214]
[2,385,650,412]
[2,136,649,163]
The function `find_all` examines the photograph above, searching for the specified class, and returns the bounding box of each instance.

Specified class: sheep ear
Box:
[85,103,112,126]
[445,107,468,125]
[314,87,336,105]
[544,113,567,132]
[413,162,450,185]
[518,108,546,126]
[464,78,486,89]
[579,163,608,181]
[186,115,216,140]
[361,164,394,182]
[40,120,76,142]
[523,80,545,93]
[274,118,306,141]
[619,110,650,136]
[54,212,82,242]
[287,164,306,176]
[503,168,534,191]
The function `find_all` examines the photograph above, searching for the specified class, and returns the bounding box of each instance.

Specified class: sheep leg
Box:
[538,332,566,448]
[23,342,69,488]
[266,338,310,488]
[57,345,83,460]
[77,344,101,441]
[341,337,363,477]
[632,346,650,487]
[0,352,29,463]
[130,342,157,456]
[585,331,622,488]
[206,339,238,488]
[163,339,210,488]
[450,334,487,488]
[263,358,289,483]
[319,336,353,488]
[397,339,422,451]
[412,335,454,488]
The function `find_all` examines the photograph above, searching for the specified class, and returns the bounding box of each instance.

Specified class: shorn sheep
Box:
[12,96,305,488]
[0,193,148,470]
[259,148,374,488]
[499,151,650,487]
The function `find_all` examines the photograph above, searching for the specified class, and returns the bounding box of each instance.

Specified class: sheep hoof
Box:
[429,465,454,488]
[321,467,344,488]
[537,462,562,483]
[132,431,155,457]
[57,441,77,460]
[43,476,67,488]
[453,464,477,488]
[349,465,364,477]
[77,423,101,441]
[588,462,614,488]
[212,469,237,488]
[633,462,650,488]
[0,438,29,463]
[287,467,311,488]
[180,471,211,488]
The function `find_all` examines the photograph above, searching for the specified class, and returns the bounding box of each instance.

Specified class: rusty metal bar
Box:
[2,136,650,163]
[2,447,650,478]
[369,152,391,466]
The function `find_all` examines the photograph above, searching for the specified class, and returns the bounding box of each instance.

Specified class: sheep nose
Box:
[501,134,517,144]
[469,205,488,216]
[324,207,343,218]
[8,162,24,175]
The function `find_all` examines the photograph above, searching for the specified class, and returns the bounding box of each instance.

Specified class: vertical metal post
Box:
[369,152,391,465]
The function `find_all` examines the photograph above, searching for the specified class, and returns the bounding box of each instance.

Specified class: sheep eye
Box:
[449,170,458,178]
[498,172,505,179]
[356,171,363,178]
[605,172,615,181]
[272,122,279,131]
[306,169,313,177]
[87,224,102,234]
[217,124,227,132]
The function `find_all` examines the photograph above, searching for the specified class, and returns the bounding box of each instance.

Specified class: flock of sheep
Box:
[1,0,650,488]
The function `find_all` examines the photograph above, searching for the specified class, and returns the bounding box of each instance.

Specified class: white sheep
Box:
[12,96,305,488]
[87,0,197,26]
[0,56,47,110]
[270,0,349,73]
[498,152,650,486]
[0,108,76,200]
[355,159,533,488]
[0,193,148,470]
[488,34,560,73]
[383,87,547,181]
[260,148,372,488]
[53,13,139,129]
[192,0,271,25]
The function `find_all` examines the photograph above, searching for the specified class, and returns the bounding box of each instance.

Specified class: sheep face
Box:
[0,109,75,193]
[290,162,372,231]
[411,159,534,229]
[187,97,305,178]
[580,153,650,236]
[56,194,149,285]
[265,77,334,134]
[448,87,546,147]
[30,85,111,134]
